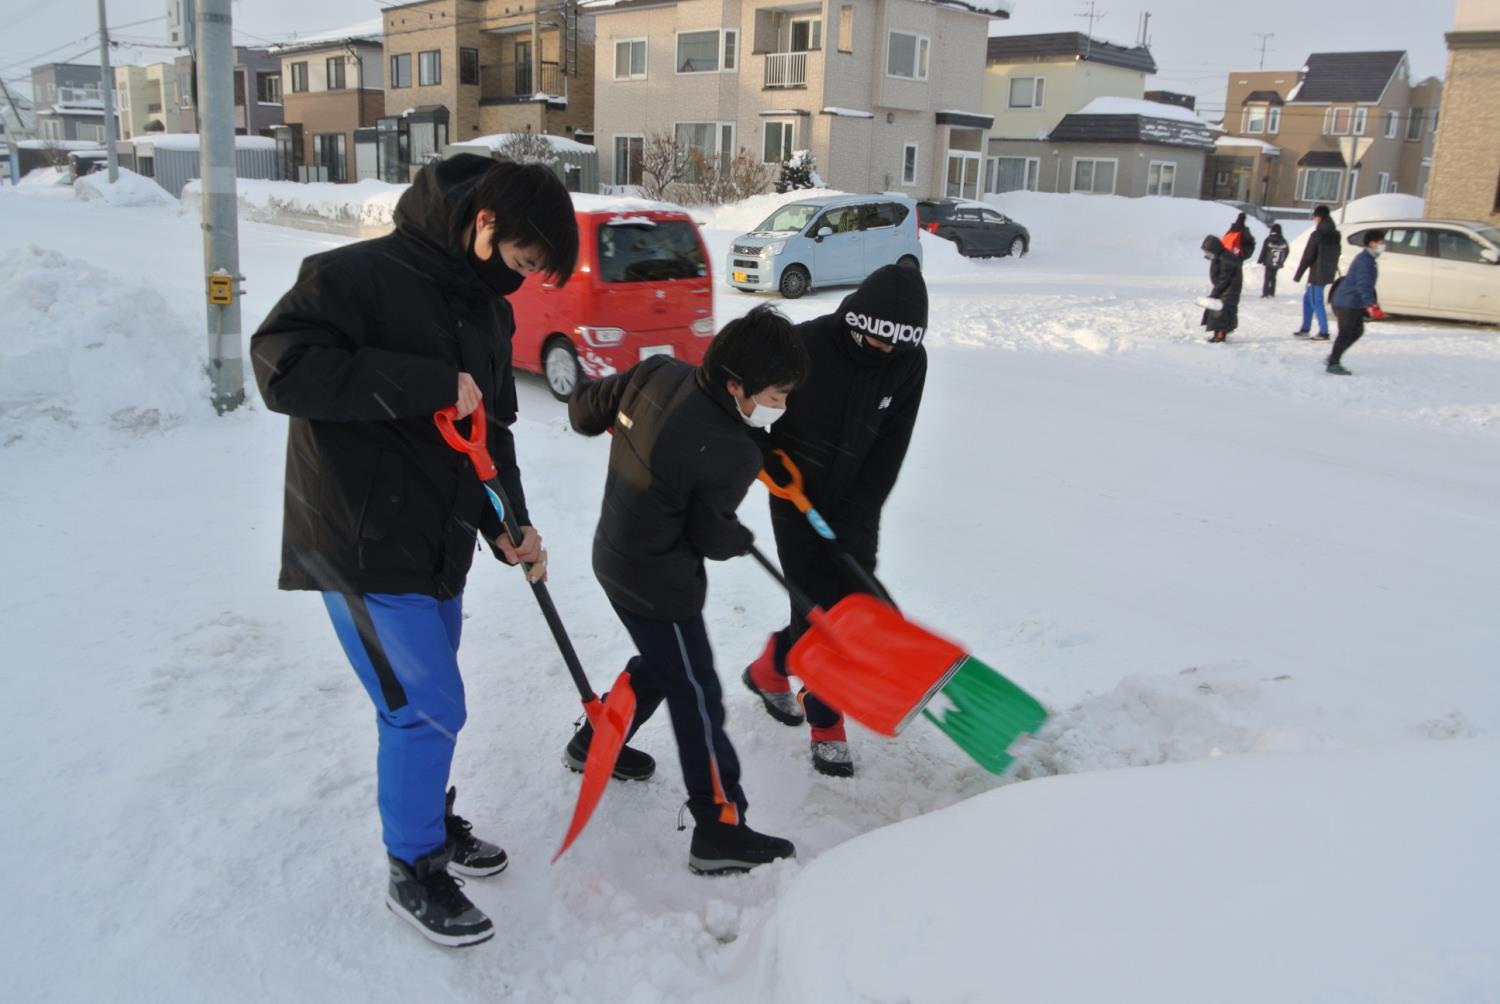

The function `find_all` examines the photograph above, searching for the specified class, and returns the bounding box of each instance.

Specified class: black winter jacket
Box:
[1258,233,1290,270]
[569,356,760,622]
[767,309,927,567]
[1201,237,1244,333]
[252,154,531,599]
[1294,217,1342,285]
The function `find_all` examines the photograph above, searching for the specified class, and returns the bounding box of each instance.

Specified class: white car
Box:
[1338,219,1500,325]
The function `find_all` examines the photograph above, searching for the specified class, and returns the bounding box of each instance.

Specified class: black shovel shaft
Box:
[482,475,597,704]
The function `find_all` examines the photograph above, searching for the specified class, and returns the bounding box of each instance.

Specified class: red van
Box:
[509,198,715,400]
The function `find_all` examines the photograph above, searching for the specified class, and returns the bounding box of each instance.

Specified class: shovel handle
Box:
[748,545,821,619]
[434,406,598,705]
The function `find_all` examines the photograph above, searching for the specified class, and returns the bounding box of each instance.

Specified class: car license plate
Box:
[733,271,747,282]
[640,345,674,359]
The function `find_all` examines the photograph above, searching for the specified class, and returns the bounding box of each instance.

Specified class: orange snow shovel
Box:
[436,403,636,861]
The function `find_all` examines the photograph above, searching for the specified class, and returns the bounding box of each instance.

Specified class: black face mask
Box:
[467,241,527,297]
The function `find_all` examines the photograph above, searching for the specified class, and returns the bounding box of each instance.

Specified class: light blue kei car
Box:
[726,194,924,299]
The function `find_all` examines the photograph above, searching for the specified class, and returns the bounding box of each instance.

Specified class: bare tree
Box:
[496,130,559,167]
[637,130,689,201]
[39,141,71,169]
[683,147,772,206]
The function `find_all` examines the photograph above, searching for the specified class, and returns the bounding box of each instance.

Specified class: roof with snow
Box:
[1216,136,1281,154]
[1077,96,1207,125]
[1289,51,1407,104]
[1050,98,1215,150]
[587,0,1006,15]
[270,18,385,54]
[986,32,1156,73]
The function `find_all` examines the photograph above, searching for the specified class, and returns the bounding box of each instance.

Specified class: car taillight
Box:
[923,222,940,234]
[692,316,715,337]
[577,326,626,347]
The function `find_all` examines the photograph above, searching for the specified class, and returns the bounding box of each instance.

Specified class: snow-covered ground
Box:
[2,181,1498,1002]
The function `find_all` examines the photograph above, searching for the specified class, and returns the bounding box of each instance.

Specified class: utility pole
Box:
[1075,2,1106,59]
[1253,32,1275,71]
[96,0,120,182]
[196,0,244,412]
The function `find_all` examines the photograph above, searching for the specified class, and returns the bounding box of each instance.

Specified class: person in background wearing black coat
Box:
[1200,235,1243,343]
[1293,204,1341,339]
[252,155,579,948]
[1258,223,1290,297]
[742,265,928,778]
[561,307,809,875]
[1223,212,1257,262]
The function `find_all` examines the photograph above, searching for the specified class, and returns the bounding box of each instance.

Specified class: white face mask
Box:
[1371,243,1386,257]
[740,401,785,429]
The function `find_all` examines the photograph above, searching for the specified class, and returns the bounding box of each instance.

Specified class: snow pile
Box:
[755,738,1500,1002]
[983,191,1267,271]
[74,167,176,207]
[16,166,71,188]
[185,177,407,228]
[0,246,209,426]
[137,133,277,152]
[459,132,597,155]
[1078,95,1210,124]
[700,187,848,233]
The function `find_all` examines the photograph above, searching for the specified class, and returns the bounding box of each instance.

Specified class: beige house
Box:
[276,27,386,183]
[1211,52,1442,212]
[1425,0,1500,226]
[114,64,174,139]
[380,0,595,175]
[591,0,1006,200]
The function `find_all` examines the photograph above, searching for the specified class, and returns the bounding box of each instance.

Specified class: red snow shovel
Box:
[435,403,636,862]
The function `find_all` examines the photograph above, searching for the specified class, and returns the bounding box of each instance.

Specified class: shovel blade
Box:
[553,672,637,862]
[788,594,967,737]
[923,655,1048,775]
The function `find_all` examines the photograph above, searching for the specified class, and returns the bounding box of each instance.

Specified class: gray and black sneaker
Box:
[386,847,494,948]
[688,821,796,875]
[811,740,855,778]
[562,721,656,781]
[1326,361,1352,376]
[444,787,507,878]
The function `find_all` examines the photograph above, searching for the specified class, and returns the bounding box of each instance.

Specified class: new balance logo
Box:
[879,396,893,410]
[845,310,924,346]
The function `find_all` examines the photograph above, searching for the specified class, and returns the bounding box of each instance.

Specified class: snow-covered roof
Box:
[1216,137,1281,154]
[821,107,874,119]
[1076,96,1209,125]
[16,139,102,150]
[457,132,596,155]
[269,17,384,52]
[758,108,809,117]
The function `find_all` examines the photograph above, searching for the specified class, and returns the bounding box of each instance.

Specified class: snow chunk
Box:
[1078,96,1210,124]
[459,132,597,155]
[133,134,276,152]
[74,167,175,207]
[16,166,72,188]
[184,177,406,228]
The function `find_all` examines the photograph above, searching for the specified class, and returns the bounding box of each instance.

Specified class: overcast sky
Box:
[2,0,1457,119]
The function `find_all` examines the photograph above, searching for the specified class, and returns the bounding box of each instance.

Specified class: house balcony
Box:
[764,51,808,89]
[481,60,565,104]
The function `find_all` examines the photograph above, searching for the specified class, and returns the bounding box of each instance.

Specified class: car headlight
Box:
[576,326,626,347]
[692,316,715,337]
[762,241,785,257]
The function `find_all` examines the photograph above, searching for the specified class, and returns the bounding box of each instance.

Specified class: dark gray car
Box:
[917,199,1030,258]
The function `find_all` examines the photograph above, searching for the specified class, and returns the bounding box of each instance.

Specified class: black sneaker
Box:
[1326,362,1352,376]
[689,821,796,875]
[386,848,494,948]
[1311,333,1331,341]
[1293,330,1311,338]
[563,722,656,781]
[444,787,507,878]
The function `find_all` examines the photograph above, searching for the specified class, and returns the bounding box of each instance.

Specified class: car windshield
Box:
[1474,226,1500,249]
[597,220,706,282]
[754,204,822,233]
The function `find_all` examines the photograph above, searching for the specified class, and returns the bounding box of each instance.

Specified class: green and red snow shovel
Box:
[758,449,1047,775]
[436,403,636,861]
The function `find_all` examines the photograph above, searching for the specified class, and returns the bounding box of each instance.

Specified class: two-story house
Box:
[1212,51,1442,211]
[30,63,109,144]
[1425,0,1500,226]
[378,0,596,180]
[114,64,175,139]
[165,49,285,136]
[592,0,1005,200]
[274,23,386,183]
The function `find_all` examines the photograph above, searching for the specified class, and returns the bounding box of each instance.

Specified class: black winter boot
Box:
[689,820,796,875]
[563,721,656,781]
[386,847,494,948]
[445,787,508,878]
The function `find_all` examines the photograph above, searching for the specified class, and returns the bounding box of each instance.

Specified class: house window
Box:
[1384,110,1398,138]
[989,156,1039,193]
[902,142,918,185]
[790,18,822,51]
[1352,107,1367,135]
[839,6,854,53]
[1299,168,1343,202]
[615,38,647,80]
[326,57,346,91]
[460,48,479,85]
[1072,158,1116,194]
[1268,107,1281,134]
[1147,160,1177,197]
[676,30,736,73]
[1325,107,1353,135]
[290,62,309,94]
[674,121,734,179]
[389,54,412,88]
[257,72,281,103]
[886,32,929,80]
[1377,171,1391,193]
[315,132,347,182]
[763,120,795,164]
[1431,109,1439,134]
[1009,76,1045,109]
[613,134,643,186]
[418,50,441,86]
[1243,105,1267,134]
[1407,108,1424,141]
[1346,169,1360,201]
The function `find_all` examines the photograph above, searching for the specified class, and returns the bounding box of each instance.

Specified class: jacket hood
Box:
[1202,235,1226,255]
[392,154,525,300]
[835,265,929,356]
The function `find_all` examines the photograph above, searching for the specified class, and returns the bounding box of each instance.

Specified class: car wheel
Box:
[543,337,581,402]
[1008,237,1026,258]
[779,265,811,299]
[897,254,921,272]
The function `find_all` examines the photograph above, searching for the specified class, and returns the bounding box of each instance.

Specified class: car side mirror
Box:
[1482,248,1500,264]
[818,227,834,239]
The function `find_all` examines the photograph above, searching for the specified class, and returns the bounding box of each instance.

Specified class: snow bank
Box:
[700,187,848,233]
[184,177,407,228]
[0,246,210,426]
[74,167,175,207]
[756,737,1500,1003]
[983,191,1266,272]
[17,166,71,189]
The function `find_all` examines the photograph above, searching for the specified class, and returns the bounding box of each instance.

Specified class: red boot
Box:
[742,635,804,726]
